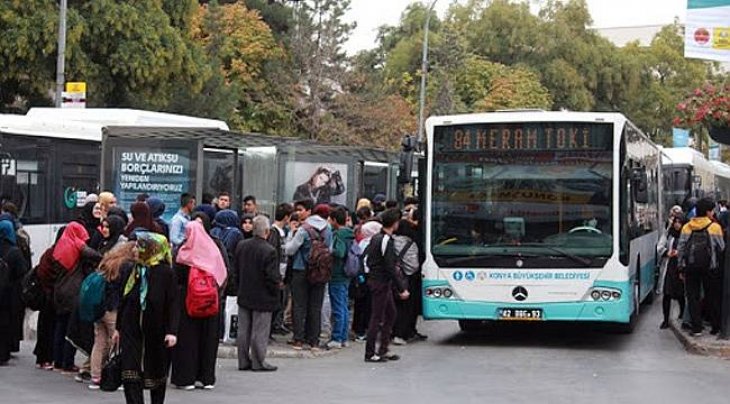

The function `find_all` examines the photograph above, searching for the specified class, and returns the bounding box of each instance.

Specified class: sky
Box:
[343,0,688,55]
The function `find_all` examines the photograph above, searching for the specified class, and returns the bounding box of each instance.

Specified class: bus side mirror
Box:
[632,168,649,204]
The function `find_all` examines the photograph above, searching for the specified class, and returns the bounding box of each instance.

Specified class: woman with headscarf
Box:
[211,210,243,263]
[660,215,687,329]
[171,220,227,390]
[241,214,255,240]
[113,232,179,404]
[51,222,101,372]
[351,220,382,342]
[98,215,128,255]
[147,197,170,238]
[0,220,28,365]
[98,191,117,219]
[125,201,164,239]
[78,201,103,250]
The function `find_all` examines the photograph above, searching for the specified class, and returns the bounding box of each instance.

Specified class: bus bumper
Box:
[422,280,633,323]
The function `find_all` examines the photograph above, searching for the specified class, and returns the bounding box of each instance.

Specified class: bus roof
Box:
[426,111,628,127]
[661,147,705,167]
[711,160,730,180]
[0,108,229,142]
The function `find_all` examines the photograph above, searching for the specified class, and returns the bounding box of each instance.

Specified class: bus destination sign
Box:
[435,123,613,153]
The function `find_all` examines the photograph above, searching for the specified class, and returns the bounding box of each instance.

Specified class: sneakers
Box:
[88,378,101,391]
[176,385,195,391]
[203,385,215,390]
[354,335,366,343]
[382,352,401,361]
[392,337,407,346]
[291,341,304,351]
[691,331,703,337]
[326,340,343,350]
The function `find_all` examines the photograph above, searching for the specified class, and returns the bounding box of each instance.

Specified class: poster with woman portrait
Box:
[285,162,348,206]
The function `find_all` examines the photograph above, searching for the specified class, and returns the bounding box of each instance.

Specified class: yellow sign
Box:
[65,82,86,93]
[713,27,730,50]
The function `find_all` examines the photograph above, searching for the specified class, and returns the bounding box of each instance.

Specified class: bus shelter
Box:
[101,127,398,218]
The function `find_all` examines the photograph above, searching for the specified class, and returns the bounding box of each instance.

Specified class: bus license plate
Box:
[499,308,543,321]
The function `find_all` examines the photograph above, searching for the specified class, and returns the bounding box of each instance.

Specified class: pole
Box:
[416,0,437,144]
[55,0,68,108]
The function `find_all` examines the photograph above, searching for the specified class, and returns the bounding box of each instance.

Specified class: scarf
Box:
[124,232,171,311]
[176,220,227,286]
[0,220,16,245]
[79,201,100,236]
[53,222,89,271]
[99,215,127,254]
[211,209,242,254]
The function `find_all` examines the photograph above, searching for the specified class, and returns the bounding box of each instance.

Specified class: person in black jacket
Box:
[268,203,293,336]
[234,215,282,372]
[0,219,28,366]
[364,208,410,363]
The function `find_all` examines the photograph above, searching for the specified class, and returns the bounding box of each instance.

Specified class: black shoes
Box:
[364,353,401,363]
[659,321,669,329]
[251,363,278,372]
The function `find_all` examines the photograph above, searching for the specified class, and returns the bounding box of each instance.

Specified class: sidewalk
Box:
[669,319,730,358]
[217,334,341,359]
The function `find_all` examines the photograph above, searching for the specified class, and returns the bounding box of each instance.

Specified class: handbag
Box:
[100,348,122,392]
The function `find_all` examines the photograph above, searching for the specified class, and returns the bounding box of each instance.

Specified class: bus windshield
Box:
[431,122,614,267]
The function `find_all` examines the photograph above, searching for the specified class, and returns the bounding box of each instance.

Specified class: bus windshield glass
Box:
[431,122,614,267]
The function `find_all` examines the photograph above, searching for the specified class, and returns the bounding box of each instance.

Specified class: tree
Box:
[289,0,356,140]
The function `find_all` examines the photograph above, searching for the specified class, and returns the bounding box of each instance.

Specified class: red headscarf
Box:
[175,220,227,286]
[53,222,89,271]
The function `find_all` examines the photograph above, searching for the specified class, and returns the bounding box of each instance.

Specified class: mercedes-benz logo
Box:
[512,286,528,301]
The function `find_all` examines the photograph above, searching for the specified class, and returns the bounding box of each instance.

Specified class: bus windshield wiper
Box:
[521,243,592,267]
[436,252,537,266]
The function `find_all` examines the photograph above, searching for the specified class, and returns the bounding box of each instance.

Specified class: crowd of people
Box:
[657,197,728,336]
[0,189,425,403]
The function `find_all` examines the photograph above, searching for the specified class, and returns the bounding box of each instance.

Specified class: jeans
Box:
[328,282,349,343]
[53,313,76,370]
[290,271,325,346]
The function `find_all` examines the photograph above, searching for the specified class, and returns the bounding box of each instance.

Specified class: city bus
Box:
[422,111,661,333]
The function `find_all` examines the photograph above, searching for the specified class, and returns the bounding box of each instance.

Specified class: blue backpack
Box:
[344,242,364,278]
[79,272,107,323]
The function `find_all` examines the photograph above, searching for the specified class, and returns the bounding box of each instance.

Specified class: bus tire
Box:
[458,320,482,333]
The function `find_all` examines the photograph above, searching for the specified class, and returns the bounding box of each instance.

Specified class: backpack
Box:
[21,265,45,311]
[78,272,107,322]
[686,223,713,270]
[394,238,416,276]
[53,265,86,314]
[344,242,364,278]
[303,225,333,285]
[185,266,219,318]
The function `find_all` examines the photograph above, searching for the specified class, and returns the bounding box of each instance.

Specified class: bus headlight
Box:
[586,287,621,302]
[433,288,442,298]
[443,288,453,298]
[425,287,458,300]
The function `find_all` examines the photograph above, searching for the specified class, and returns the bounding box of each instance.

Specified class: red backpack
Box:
[186,267,219,318]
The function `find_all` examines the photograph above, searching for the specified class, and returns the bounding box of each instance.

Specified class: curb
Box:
[217,343,340,359]
[668,319,730,358]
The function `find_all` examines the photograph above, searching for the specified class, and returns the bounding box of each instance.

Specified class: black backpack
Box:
[21,265,45,311]
[686,223,713,270]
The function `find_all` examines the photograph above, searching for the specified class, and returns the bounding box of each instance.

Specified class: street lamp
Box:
[55,0,68,107]
[416,0,438,144]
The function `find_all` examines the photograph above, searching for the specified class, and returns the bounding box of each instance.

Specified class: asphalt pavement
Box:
[3,300,730,404]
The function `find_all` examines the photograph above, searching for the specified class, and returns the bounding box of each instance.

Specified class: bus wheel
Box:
[458,320,483,333]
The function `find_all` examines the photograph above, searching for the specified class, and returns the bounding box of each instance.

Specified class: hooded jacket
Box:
[331,226,355,284]
[285,215,332,271]
[677,216,725,271]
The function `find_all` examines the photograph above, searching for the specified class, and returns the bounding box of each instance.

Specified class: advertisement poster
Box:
[285,162,348,206]
[685,0,730,63]
[112,147,192,221]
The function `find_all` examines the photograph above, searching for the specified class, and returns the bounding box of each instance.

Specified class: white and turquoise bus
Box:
[422,111,661,332]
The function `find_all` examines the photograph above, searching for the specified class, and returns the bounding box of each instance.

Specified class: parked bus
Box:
[422,111,660,333]
[0,108,228,265]
[660,147,716,213]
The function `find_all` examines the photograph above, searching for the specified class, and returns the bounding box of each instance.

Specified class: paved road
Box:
[3,301,730,404]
